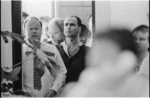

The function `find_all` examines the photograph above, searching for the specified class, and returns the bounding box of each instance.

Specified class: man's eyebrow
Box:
[64,22,76,26]
[35,24,41,27]
[70,23,76,25]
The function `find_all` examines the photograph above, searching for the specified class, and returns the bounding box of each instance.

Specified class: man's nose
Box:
[32,30,37,34]
[66,24,71,29]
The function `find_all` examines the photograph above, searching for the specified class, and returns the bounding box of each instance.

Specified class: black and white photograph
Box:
[1,0,149,97]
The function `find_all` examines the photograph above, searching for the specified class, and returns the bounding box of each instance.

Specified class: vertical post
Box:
[92,0,95,36]
[11,0,22,90]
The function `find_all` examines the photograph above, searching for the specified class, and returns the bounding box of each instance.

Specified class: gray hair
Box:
[48,18,64,32]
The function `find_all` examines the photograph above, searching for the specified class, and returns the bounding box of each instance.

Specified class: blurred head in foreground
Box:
[87,28,138,68]
[61,28,149,97]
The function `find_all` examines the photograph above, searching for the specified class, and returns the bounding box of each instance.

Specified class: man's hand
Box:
[45,89,57,97]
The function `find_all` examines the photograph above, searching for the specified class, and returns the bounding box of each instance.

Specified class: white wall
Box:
[55,1,92,26]
[1,1,13,69]
[22,0,52,17]
[95,1,111,31]
[95,1,149,33]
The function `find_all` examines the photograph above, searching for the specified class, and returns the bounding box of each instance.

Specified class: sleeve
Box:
[50,46,67,92]
[138,54,149,77]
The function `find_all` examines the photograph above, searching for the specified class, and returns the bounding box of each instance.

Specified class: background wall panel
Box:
[95,1,149,33]
[55,1,92,26]
[1,1,13,69]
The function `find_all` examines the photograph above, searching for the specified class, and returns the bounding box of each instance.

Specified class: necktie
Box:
[33,51,42,90]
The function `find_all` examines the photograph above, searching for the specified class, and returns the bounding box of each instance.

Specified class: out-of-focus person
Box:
[60,28,149,97]
[47,18,65,45]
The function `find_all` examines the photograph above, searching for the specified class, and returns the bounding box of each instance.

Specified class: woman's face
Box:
[132,31,149,52]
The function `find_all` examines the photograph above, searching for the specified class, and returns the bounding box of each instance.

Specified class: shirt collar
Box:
[61,41,80,57]
[24,39,34,56]
[61,41,68,56]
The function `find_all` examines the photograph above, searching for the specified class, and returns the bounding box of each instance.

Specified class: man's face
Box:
[64,17,80,38]
[132,31,149,52]
[25,19,42,41]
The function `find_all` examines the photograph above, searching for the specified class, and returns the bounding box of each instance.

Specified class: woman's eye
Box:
[35,28,39,30]
[140,38,146,41]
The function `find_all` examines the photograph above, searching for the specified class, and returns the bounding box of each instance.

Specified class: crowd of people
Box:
[2,12,149,97]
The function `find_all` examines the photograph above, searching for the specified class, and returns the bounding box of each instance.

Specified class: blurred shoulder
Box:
[138,53,149,77]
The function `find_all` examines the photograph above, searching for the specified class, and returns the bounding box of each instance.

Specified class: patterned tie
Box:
[33,51,42,90]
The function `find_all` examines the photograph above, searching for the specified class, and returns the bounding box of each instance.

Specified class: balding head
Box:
[23,16,42,42]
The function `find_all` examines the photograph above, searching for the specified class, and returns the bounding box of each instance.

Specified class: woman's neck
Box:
[138,51,148,64]
[138,51,148,57]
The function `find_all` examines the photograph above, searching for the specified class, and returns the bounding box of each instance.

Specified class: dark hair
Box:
[70,16,82,26]
[132,25,149,35]
[80,24,91,38]
[95,28,138,57]
[23,16,42,29]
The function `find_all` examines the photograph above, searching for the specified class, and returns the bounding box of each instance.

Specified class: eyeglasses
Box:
[48,28,63,36]
[51,31,60,35]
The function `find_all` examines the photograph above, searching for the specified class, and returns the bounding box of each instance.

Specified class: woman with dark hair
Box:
[132,25,149,71]
[79,24,91,45]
